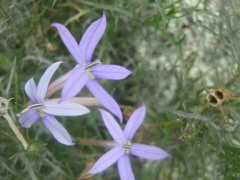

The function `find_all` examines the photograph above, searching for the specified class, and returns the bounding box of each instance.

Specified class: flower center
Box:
[84,59,102,80]
[39,107,45,117]
[123,141,133,154]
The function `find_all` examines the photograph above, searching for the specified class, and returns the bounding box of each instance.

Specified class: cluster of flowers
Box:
[18,13,169,180]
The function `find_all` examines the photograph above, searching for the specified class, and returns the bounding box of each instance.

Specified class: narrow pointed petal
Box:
[42,114,74,145]
[87,80,123,122]
[61,66,89,100]
[88,146,124,175]
[37,62,62,103]
[52,23,84,64]
[131,143,170,160]
[118,155,135,180]
[19,109,40,128]
[98,109,125,144]
[79,13,106,62]
[124,104,146,140]
[91,65,131,80]
[24,78,37,102]
[44,99,90,116]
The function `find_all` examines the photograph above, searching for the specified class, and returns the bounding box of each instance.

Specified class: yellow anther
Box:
[86,69,95,80]
[123,141,133,154]
[39,107,45,117]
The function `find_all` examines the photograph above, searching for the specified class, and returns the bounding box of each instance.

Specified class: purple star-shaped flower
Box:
[52,13,131,122]
[87,104,169,180]
[18,62,90,145]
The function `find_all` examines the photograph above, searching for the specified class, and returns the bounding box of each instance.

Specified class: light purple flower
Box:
[18,62,90,145]
[87,104,170,180]
[52,13,131,122]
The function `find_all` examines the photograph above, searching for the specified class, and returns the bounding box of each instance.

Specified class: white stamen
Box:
[17,103,44,117]
[85,59,102,69]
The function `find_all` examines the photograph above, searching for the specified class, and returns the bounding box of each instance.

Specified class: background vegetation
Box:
[1,0,240,179]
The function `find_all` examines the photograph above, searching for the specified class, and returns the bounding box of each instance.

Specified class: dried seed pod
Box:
[215,90,224,100]
[207,94,218,105]
[206,88,229,107]
[0,97,9,116]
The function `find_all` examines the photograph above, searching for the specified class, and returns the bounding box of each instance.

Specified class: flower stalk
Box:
[81,139,117,149]
[48,97,101,107]
[0,97,28,150]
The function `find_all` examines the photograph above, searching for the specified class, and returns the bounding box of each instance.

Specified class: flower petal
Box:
[91,65,132,80]
[44,99,90,116]
[88,146,124,175]
[46,65,79,98]
[19,109,40,128]
[98,109,125,144]
[131,143,170,160]
[24,78,37,103]
[124,104,146,140]
[118,155,135,180]
[37,61,62,103]
[61,66,89,100]
[52,23,84,64]
[79,12,106,62]
[42,114,74,145]
[87,80,123,122]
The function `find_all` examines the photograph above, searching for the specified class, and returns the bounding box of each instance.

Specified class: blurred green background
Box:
[1,0,240,179]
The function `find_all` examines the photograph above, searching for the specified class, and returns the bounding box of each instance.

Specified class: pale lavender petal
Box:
[61,66,89,100]
[19,109,40,128]
[43,99,90,116]
[124,104,146,140]
[24,78,37,102]
[79,13,106,62]
[118,155,135,180]
[37,61,62,103]
[42,114,74,145]
[88,146,124,175]
[98,109,125,144]
[87,80,123,122]
[52,23,84,64]
[91,65,132,80]
[131,143,170,160]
